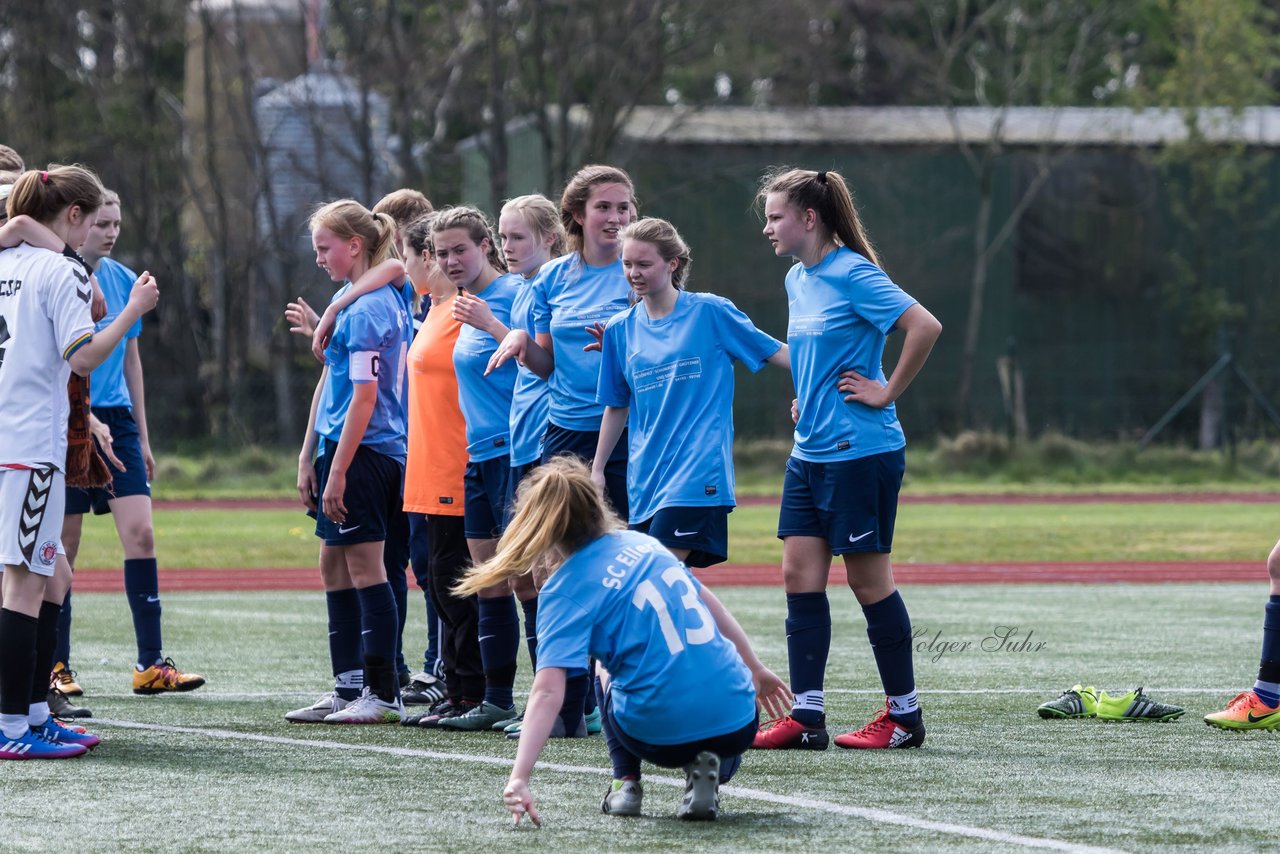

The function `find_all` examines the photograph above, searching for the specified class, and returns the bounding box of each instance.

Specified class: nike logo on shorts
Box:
[338,524,360,534]
[673,528,698,537]
[848,530,873,544]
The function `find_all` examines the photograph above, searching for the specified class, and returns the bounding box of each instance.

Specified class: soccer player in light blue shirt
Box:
[755,168,941,753]
[453,457,791,824]
[594,218,788,568]
[291,200,412,725]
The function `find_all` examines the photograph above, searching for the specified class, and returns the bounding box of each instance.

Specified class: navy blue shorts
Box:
[502,459,540,532]
[311,439,405,547]
[777,449,905,555]
[66,406,150,515]
[632,505,731,568]
[542,422,628,521]
[602,686,754,782]
[464,455,511,540]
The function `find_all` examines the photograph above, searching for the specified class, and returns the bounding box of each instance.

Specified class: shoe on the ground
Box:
[437,701,519,731]
[492,709,523,731]
[50,662,83,697]
[323,689,403,724]
[32,716,100,750]
[752,714,829,750]
[402,672,447,706]
[834,703,926,749]
[584,706,602,734]
[0,728,88,760]
[504,713,587,740]
[398,670,413,690]
[1037,684,1099,719]
[1204,690,1280,731]
[600,779,643,817]
[48,686,92,720]
[132,657,206,695]
[1096,687,1184,722]
[677,751,721,821]
[408,698,478,728]
[286,692,348,723]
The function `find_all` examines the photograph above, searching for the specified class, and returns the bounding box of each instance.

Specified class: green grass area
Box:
[74,501,1280,569]
[150,435,1280,501]
[5,585,1277,851]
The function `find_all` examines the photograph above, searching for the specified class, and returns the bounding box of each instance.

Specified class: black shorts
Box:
[777,449,905,555]
[463,455,511,540]
[503,459,541,532]
[311,439,405,547]
[631,505,731,568]
[66,406,150,515]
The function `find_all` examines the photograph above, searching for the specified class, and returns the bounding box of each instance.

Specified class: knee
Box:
[1267,544,1280,582]
[126,523,155,555]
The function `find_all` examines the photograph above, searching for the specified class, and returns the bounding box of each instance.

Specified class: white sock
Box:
[887,690,920,718]
[335,669,363,692]
[792,690,825,716]
[27,701,50,726]
[1,713,29,740]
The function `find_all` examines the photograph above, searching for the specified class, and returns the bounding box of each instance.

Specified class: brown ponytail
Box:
[309,199,399,267]
[7,164,105,225]
[758,167,881,269]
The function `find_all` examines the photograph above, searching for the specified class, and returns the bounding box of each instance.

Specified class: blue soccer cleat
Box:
[0,728,88,760]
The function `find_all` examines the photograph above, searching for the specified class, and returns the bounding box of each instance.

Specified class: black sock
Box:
[0,609,39,716]
[31,601,62,705]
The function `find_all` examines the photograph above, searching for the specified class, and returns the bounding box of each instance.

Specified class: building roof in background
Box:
[478,105,1280,148]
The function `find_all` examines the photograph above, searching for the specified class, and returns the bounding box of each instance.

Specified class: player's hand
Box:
[322,467,347,523]
[488,329,528,375]
[589,467,607,497]
[90,274,107,322]
[128,271,159,315]
[751,666,793,721]
[141,442,157,481]
[583,322,605,353]
[790,398,799,425]
[89,415,127,472]
[837,370,891,409]
[297,458,319,512]
[453,292,496,333]
[312,307,338,363]
[285,296,319,337]
[503,778,542,828]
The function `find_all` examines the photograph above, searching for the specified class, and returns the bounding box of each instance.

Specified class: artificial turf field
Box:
[4,582,1277,852]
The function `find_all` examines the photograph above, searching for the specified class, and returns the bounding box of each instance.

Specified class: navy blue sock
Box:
[124,558,163,667]
[387,560,409,680]
[326,589,363,701]
[559,669,588,731]
[1254,595,1280,707]
[356,583,399,702]
[863,590,920,726]
[520,597,538,669]
[597,683,641,779]
[32,601,62,704]
[785,592,831,725]
[583,660,599,715]
[54,588,71,668]
[478,595,519,709]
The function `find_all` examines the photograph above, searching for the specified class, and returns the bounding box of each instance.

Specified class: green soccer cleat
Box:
[1037,685,1099,719]
[1096,687,1184,722]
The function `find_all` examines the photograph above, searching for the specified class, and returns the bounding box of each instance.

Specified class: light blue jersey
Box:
[508,277,550,467]
[597,292,781,524]
[454,273,520,462]
[786,247,916,463]
[87,258,141,408]
[315,282,411,461]
[536,529,757,745]
[532,253,631,431]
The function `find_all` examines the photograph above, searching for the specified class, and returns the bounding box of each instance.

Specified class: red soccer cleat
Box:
[752,714,829,750]
[834,703,925,750]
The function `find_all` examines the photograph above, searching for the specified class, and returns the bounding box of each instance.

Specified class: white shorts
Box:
[0,465,65,577]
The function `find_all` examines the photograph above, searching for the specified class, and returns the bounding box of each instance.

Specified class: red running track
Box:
[69,560,1264,592]
[155,492,1280,512]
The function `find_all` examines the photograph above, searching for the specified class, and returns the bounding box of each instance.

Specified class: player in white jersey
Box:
[0,165,158,760]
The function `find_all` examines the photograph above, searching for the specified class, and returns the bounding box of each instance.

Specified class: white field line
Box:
[85,687,1239,701]
[92,718,1125,854]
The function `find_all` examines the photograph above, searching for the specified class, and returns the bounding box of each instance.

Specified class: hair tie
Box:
[40,170,49,184]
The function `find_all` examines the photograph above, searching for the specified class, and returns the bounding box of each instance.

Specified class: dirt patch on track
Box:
[70,560,1263,592]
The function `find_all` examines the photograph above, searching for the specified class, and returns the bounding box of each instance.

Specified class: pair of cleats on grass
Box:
[1037,685,1184,721]
[600,750,722,821]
